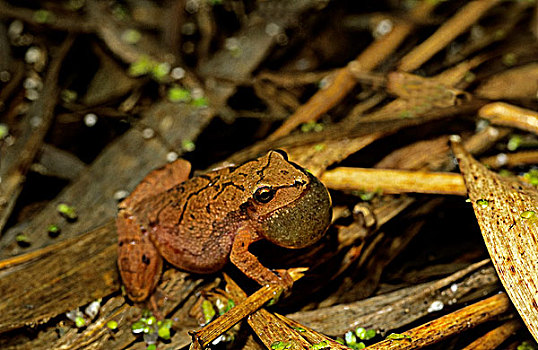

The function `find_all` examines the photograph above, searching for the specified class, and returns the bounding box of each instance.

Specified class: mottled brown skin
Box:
[117,151,332,301]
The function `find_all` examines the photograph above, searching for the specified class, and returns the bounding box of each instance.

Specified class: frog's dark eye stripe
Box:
[254,186,275,203]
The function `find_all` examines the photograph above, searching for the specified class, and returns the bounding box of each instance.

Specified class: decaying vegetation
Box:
[1,0,538,349]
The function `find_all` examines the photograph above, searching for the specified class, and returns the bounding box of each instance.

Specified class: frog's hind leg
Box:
[117,212,163,302]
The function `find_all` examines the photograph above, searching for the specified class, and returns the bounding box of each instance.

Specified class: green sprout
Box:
[131,310,173,345]
[106,320,118,330]
[386,333,412,340]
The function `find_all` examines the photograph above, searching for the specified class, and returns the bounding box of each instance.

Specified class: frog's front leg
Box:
[230,227,293,288]
[117,210,163,302]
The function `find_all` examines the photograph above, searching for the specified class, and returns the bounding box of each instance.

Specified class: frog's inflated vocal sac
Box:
[117,150,332,301]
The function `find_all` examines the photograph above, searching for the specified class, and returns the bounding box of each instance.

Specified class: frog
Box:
[117,150,332,301]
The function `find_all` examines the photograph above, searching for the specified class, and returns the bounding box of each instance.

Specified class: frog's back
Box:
[138,166,250,274]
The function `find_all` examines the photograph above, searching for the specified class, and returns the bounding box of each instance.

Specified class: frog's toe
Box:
[273,269,294,290]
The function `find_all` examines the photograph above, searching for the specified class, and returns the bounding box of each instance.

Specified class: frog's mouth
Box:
[260,173,332,249]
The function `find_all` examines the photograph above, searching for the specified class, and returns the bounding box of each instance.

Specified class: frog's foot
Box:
[147,293,165,320]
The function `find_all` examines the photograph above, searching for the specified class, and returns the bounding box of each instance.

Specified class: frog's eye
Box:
[254,186,275,203]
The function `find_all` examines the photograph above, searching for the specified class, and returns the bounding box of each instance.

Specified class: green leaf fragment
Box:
[48,224,60,236]
[507,135,522,151]
[158,324,171,340]
[16,234,30,243]
[523,169,538,186]
[355,327,375,340]
[476,199,490,208]
[386,333,412,340]
[61,89,78,103]
[75,316,86,328]
[57,203,78,220]
[313,143,325,151]
[364,329,376,340]
[0,124,8,139]
[301,121,324,133]
[292,326,305,332]
[182,139,196,152]
[168,86,191,102]
[129,56,155,77]
[121,29,142,44]
[131,320,146,334]
[146,316,156,326]
[106,320,118,330]
[146,345,157,350]
[202,300,216,323]
[345,331,357,345]
[191,96,209,108]
[309,340,329,350]
[521,211,537,220]
[152,62,171,81]
[157,318,172,339]
[518,340,538,350]
[34,9,55,23]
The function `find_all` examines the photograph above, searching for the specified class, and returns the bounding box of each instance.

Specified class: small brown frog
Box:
[117,150,332,301]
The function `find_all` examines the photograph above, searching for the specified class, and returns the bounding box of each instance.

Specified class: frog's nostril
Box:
[141,254,150,265]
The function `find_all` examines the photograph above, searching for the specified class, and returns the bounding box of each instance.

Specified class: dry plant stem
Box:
[0,35,74,233]
[191,268,307,349]
[478,102,538,135]
[274,313,350,350]
[365,293,512,350]
[461,319,522,350]
[288,260,496,336]
[398,0,502,72]
[481,150,538,169]
[452,140,538,342]
[321,167,466,196]
[266,1,438,141]
[475,63,538,100]
[248,309,311,349]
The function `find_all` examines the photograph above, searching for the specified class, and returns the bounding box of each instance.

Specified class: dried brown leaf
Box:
[451,140,538,342]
